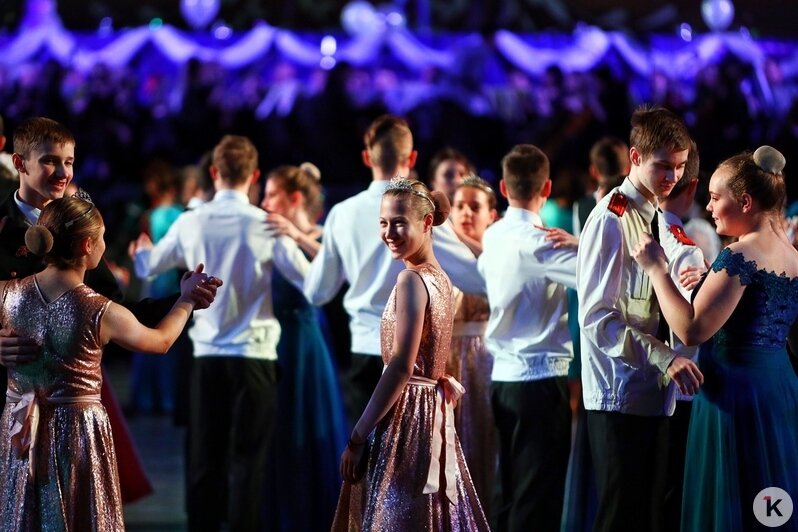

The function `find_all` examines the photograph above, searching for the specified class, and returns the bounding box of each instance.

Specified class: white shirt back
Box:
[134,189,309,359]
[478,207,577,382]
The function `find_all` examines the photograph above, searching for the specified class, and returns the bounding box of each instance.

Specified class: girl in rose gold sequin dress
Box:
[332,179,489,532]
[0,198,218,531]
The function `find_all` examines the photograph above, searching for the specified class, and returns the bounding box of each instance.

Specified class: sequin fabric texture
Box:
[446,290,496,517]
[332,263,490,531]
[0,277,123,531]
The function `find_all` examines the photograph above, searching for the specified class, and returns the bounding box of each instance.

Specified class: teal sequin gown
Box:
[681,248,798,532]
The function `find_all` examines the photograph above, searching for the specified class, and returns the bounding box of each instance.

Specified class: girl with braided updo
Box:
[0,197,220,531]
[333,178,489,531]
[633,146,798,532]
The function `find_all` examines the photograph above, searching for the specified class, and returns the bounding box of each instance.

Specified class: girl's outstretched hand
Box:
[180,264,223,309]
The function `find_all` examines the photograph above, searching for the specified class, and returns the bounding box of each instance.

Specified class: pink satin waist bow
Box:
[407,374,466,505]
[7,390,101,477]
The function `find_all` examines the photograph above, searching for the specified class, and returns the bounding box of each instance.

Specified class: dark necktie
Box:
[650,210,660,244]
[650,210,670,344]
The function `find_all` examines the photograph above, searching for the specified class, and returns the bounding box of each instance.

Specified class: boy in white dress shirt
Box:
[576,107,702,532]
[478,144,577,532]
[131,135,310,532]
[303,114,484,428]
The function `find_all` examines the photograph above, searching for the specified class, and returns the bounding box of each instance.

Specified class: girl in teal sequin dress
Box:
[633,146,798,532]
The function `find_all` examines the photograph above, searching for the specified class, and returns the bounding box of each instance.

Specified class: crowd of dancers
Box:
[0,108,796,532]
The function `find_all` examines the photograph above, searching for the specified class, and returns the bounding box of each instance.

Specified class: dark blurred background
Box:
[1,0,798,272]
[1,0,795,36]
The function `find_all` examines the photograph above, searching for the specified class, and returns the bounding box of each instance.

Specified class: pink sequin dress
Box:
[332,263,490,532]
[0,277,124,531]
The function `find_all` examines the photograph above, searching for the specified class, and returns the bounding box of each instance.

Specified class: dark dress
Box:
[265,268,348,531]
[681,248,798,531]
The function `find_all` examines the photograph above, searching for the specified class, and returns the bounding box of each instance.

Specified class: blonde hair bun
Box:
[429,190,451,226]
[299,162,321,182]
[25,225,54,256]
[753,145,786,175]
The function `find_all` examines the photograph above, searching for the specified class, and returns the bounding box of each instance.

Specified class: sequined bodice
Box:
[453,291,489,324]
[380,264,454,379]
[1,277,111,397]
[708,248,798,349]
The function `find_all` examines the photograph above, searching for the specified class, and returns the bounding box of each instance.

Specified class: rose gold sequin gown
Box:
[0,277,124,531]
[332,264,490,532]
[446,289,496,516]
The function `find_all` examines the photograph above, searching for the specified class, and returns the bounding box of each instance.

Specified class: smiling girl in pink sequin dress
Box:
[332,178,489,532]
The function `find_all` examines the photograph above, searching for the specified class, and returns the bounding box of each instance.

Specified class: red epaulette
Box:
[669,225,696,246]
[607,192,628,217]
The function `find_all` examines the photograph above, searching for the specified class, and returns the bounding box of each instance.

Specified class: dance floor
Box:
[107,357,188,531]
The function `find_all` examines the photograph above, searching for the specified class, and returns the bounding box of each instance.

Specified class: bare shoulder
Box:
[396,269,430,302]
[725,238,798,278]
[397,268,426,288]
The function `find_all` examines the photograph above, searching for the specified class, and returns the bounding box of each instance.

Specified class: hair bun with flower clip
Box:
[753,146,786,175]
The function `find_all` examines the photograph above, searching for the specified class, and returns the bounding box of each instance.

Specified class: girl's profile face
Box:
[261,178,293,217]
[451,186,496,242]
[707,166,745,237]
[379,195,430,261]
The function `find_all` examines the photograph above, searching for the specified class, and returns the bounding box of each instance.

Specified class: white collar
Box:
[13,191,41,225]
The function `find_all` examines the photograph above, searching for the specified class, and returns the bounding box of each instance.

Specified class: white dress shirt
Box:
[684,217,720,264]
[577,178,677,416]
[478,207,577,382]
[134,189,310,360]
[658,209,705,401]
[303,180,484,356]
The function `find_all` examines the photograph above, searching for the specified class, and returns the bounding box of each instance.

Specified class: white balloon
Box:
[701,0,735,32]
[181,0,221,30]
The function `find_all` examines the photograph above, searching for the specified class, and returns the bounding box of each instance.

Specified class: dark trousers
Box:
[491,377,571,532]
[664,400,692,532]
[586,410,670,532]
[186,357,278,532]
[343,353,383,430]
